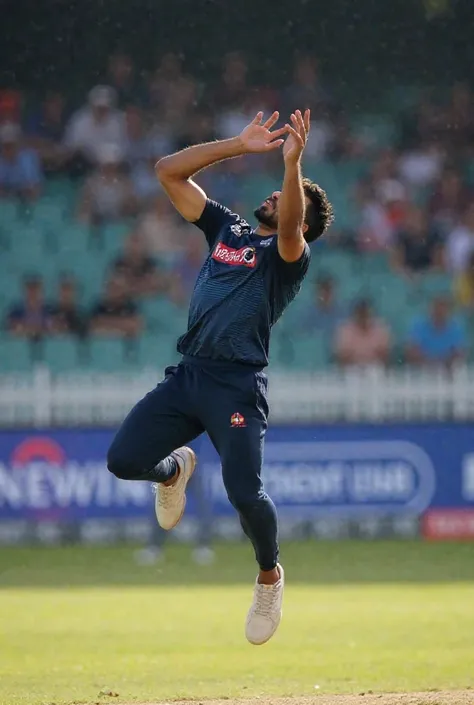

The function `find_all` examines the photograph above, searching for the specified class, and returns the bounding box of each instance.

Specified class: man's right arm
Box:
[155,137,246,223]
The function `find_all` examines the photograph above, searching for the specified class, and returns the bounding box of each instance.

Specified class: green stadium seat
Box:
[418,272,453,299]
[24,199,66,229]
[41,337,83,372]
[0,337,35,372]
[86,338,129,372]
[290,335,331,371]
[101,222,132,257]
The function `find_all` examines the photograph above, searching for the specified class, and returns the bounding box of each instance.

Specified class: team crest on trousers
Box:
[230,412,246,428]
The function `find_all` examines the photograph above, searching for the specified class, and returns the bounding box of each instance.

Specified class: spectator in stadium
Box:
[112,231,164,297]
[446,202,474,273]
[300,276,346,338]
[125,106,154,168]
[428,168,469,238]
[5,277,52,340]
[89,274,142,338]
[454,251,474,309]
[49,277,86,337]
[25,91,68,173]
[443,82,474,152]
[211,51,250,112]
[148,52,186,117]
[0,123,42,201]
[63,86,126,169]
[0,89,22,125]
[391,205,444,275]
[335,299,391,367]
[406,296,467,368]
[282,55,328,116]
[105,53,141,108]
[77,143,137,225]
[355,179,394,251]
[397,137,444,189]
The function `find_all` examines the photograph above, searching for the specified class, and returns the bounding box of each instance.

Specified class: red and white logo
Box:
[230,412,246,428]
[212,242,256,268]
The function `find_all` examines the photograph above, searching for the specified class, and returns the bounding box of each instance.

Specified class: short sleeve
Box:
[192,199,234,249]
[272,241,311,285]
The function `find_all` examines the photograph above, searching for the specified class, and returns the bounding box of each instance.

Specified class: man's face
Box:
[254,191,281,230]
[254,191,311,234]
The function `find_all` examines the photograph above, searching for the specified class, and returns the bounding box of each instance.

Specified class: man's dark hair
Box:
[303,178,334,243]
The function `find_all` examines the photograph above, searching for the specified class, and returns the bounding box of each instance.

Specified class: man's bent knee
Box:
[106,442,138,480]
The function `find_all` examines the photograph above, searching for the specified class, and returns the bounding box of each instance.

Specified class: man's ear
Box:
[302,222,309,234]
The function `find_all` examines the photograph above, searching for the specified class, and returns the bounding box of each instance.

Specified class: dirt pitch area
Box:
[127,693,474,705]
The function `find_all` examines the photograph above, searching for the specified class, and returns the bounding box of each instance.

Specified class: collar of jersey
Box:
[249,230,276,243]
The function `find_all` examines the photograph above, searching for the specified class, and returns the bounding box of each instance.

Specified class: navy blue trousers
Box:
[107,356,279,571]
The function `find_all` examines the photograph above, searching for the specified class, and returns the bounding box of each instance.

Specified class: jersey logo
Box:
[230,412,246,428]
[229,220,251,237]
[259,238,273,247]
[230,224,242,237]
[212,242,256,268]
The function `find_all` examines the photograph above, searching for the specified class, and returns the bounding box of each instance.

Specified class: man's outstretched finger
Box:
[251,112,264,124]
[291,113,305,138]
[295,110,306,136]
[285,125,304,146]
[263,111,279,129]
[264,138,285,151]
[303,109,311,133]
[269,125,289,140]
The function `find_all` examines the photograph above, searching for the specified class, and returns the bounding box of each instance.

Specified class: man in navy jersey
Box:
[107,109,333,645]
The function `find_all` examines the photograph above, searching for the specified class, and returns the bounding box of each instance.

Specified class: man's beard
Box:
[254,205,278,230]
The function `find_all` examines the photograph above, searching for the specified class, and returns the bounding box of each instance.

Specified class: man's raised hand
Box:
[283,109,310,164]
[238,111,288,153]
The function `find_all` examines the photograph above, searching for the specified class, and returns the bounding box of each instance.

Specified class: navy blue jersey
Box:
[177,199,311,366]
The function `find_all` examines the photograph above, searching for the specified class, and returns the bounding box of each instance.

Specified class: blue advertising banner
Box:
[0,425,474,528]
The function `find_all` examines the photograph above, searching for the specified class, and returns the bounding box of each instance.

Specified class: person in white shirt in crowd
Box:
[446,202,474,273]
[63,86,126,169]
[77,143,137,225]
[397,137,445,189]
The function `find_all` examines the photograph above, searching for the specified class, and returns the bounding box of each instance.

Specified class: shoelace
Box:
[155,478,180,508]
[253,583,280,617]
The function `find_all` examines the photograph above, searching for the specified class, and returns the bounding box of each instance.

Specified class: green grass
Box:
[0,541,474,705]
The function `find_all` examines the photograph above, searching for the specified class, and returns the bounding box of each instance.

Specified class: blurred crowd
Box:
[2,51,474,369]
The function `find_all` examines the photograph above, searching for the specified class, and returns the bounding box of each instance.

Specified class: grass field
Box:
[1,541,474,705]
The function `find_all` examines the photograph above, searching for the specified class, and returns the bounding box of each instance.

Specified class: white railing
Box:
[2,365,474,426]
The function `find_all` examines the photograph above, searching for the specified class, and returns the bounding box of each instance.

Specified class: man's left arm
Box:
[277,109,310,263]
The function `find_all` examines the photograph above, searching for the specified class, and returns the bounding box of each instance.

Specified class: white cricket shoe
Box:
[155,447,196,530]
[245,564,284,645]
